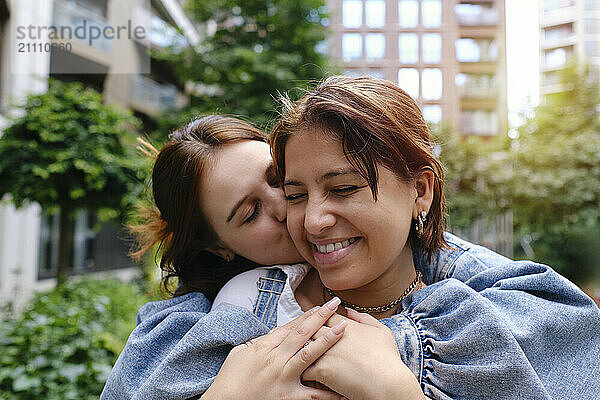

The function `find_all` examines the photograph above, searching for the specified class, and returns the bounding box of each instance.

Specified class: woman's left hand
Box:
[302,308,426,400]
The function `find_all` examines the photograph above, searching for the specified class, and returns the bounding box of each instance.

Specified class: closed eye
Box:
[243,201,261,224]
[332,185,365,196]
[285,193,306,202]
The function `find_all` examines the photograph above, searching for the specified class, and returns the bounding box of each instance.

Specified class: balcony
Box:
[541,4,576,27]
[460,110,498,136]
[129,75,178,115]
[456,4,498,26]
[541,33,576,49]
[458,84,498,99]
[52,0,112,52]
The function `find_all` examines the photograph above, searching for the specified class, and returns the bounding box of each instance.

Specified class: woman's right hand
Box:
[201,297,348,400]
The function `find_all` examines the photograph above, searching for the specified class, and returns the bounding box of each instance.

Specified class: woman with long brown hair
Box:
[103,115,352,400]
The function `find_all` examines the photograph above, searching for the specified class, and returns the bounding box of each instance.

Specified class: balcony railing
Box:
[460,110,498,136]
[130,75,178,114]
[543,34,576,47]
[456,5,498,26]
[458,84,498,99]
[541,4,576,26]
[53,0,112,52]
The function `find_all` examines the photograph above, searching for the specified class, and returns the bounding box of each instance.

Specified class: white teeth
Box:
[314,238,358,254]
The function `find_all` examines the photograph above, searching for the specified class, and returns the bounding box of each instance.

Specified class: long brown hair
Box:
[130,115,267,299]
[271,76,447,261]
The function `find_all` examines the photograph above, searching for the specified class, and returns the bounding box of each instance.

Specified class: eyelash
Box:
[244,201,261,224]
[332,186,360,195]
[285,185,363,202]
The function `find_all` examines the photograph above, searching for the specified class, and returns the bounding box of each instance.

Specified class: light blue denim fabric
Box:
[101,233,600,400]
[253,269,288,329]
[381,233,600,399]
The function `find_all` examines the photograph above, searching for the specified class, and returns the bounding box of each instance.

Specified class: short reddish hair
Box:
[271,76,447,260]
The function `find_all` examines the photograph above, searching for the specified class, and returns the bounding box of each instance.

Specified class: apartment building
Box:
[540,0,600,95]
[0,0,199,307]
[326,0,508,136]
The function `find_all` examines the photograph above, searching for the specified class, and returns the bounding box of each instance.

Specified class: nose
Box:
[304,197,335,235]
[265,187,287,223]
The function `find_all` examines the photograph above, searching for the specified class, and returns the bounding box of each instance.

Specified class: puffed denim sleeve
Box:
[381,261,600,400]
[101,293,269,400]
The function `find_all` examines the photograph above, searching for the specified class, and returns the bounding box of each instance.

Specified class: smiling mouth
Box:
[313,237,359,254]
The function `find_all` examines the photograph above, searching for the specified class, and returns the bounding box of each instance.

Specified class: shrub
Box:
[0,278,152,399]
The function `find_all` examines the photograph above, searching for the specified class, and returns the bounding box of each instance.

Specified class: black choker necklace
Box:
[323,271,422,314]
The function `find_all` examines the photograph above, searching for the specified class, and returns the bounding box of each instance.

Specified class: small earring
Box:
[225,254,232,262]
[416,211,427,238]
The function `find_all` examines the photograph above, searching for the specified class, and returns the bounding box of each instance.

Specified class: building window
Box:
[366,0,385,28]
[343,0,363,28]
[399,0,418,28]
[422,33,441,63]
[38,209,136,280]
[456,38,480,62]
[399,33,419,63]
[545,47,567,67]
[460,110,498,135]
[343,33,363,61]
[398,68,419,99]
[456,38,497,62]
[422,0,441,27]
[344,69,363,77]
[421,68,442,100]
[585,41,599,58]
[365,33,385,60]
[544,24,573,41]
[585,0,598,11]
[366,69,385,79]
[584,19,598,34]
[422,105,442,124]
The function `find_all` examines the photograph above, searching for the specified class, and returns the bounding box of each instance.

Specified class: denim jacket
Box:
[101,233,600,399]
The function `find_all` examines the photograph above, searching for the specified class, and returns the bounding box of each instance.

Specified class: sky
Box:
[505,0,540,128]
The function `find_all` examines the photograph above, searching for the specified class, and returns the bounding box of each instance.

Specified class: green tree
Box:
[0,80,145,285]
[431,123,511,233]
[512,61,600,284]
[153,0,333,133]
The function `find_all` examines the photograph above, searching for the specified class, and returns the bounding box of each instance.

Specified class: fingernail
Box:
[330,319,347,335]
[325,296,341,311]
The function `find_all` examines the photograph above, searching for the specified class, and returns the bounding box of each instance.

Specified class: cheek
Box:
[286,208,305,243]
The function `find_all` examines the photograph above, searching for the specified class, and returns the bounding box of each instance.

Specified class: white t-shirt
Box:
[211,263,312,327]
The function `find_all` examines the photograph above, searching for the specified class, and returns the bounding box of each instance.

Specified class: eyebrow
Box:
[226,163,274,224]
[284,167,359,187]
